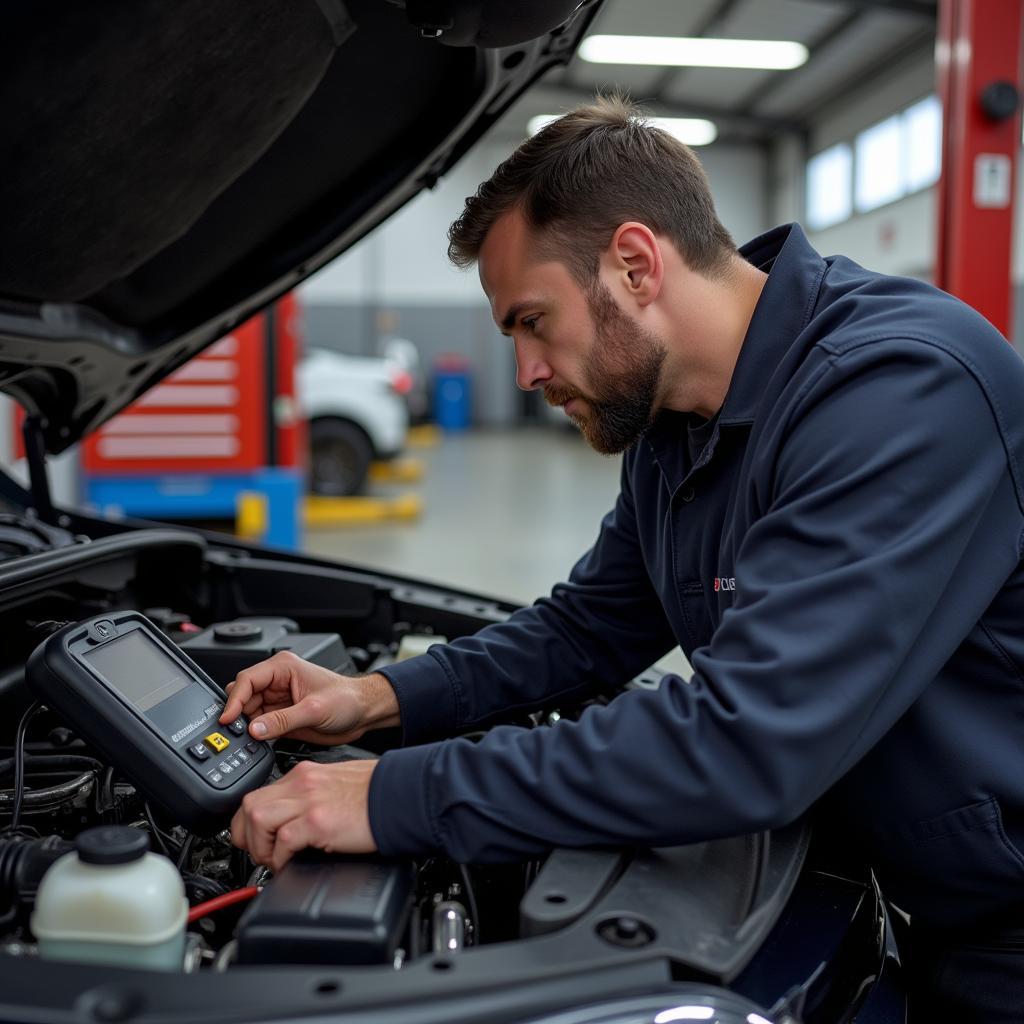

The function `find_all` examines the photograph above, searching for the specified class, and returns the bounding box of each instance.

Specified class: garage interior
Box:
[1,0,1024,1015]
[299,0,1020,608]
[0,0,1020,610]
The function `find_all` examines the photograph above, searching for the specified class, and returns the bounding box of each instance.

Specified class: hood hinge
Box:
[21,416,55,525]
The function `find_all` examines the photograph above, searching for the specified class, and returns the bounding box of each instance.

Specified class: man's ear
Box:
[607,222,663,308]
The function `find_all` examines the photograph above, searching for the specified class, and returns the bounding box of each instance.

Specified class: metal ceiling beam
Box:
[733,6,866,116]
[789,26,935,125]
[543,0,937,141]
[809,0,936,17]
[533,81,802,137]
[649,0,748,105]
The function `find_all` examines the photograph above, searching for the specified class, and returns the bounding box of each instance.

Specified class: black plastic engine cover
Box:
[236,852,415,966]
[179,617,355,685]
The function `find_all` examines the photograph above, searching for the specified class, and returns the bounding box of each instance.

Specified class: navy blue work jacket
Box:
[371,223,1024,928]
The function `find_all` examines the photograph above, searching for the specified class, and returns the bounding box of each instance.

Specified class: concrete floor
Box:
[304,426,620,602]
[303,426,690,677]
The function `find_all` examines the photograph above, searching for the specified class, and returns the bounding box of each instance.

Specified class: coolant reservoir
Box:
[395,633,448,662]
[31,825,187,970]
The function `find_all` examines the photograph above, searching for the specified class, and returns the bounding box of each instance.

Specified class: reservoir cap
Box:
[76,826,150,865]
[213,621,263,643]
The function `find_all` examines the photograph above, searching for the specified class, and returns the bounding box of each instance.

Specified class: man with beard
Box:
[227,98,1024,1018]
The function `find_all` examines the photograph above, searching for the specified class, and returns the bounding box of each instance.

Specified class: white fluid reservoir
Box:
[32,825,188,970]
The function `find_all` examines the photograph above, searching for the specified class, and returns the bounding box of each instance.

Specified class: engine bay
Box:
[0,523,536,971]
[0,515,879,1023]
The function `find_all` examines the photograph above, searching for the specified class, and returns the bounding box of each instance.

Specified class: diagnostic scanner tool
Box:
[27,611,273,832]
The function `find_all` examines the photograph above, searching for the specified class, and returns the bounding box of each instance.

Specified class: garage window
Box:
[806,143,853,230]
[855,115,903,213]
[805,94,943,229]
[903,94,942,192]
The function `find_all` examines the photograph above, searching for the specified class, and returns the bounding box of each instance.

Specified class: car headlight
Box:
[520,987,777,1024]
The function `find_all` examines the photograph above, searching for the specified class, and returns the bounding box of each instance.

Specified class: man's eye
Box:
[522,316,540,333]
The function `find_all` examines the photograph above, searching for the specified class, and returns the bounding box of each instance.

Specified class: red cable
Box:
[187,885,260,924]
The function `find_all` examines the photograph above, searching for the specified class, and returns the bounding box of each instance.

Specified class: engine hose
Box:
[0,771,96,809]
[0,833,74,924]
[187,887,260,924]
[0,755,105,778]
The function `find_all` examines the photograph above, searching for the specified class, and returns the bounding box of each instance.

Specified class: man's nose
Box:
[513,338,552,391]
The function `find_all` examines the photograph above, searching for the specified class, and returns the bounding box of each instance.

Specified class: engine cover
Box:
[178,617,355,685]
[235,852,415,966]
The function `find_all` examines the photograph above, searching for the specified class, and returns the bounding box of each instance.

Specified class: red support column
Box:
[935,0,1023,339]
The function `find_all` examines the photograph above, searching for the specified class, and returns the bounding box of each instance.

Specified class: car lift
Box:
[935,0,1023,339]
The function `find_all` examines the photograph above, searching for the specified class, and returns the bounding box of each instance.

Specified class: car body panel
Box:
[298,348,409,458]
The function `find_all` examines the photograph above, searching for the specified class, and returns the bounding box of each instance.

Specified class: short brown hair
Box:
[447,95,735,282]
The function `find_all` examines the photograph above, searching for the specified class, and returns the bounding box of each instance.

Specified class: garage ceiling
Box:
[498,0,937,143]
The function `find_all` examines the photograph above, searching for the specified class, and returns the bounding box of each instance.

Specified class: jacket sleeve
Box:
[368,340,1024,862]
[377,454,678,745]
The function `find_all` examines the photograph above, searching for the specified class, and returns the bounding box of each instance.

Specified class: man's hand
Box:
[219,651,400,745]
[231,759,377,870]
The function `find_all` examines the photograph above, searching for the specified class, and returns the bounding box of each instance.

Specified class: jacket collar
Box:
[640,223,827,487]
[717,222,828,427]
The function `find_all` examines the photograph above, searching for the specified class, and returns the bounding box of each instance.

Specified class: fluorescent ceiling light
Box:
[580,34,808,70]
[528,114,717,146]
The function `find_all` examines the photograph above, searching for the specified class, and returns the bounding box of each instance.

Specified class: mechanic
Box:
[224,97,1024,1019]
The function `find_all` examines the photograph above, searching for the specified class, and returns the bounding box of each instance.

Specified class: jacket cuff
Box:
[368,743,444,858]
[377,650,459,745]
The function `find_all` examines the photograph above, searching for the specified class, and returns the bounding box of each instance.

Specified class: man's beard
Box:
[544,280,667,455]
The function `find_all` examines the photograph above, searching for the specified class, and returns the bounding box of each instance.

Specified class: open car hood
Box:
[0,0,599,454]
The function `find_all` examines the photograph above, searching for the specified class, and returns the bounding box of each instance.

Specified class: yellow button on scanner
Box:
[203,732,230,754]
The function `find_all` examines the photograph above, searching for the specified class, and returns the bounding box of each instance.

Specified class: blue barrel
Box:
[433,354,472,431]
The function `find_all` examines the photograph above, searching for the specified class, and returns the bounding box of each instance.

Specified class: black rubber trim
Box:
[0,529,206,605]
